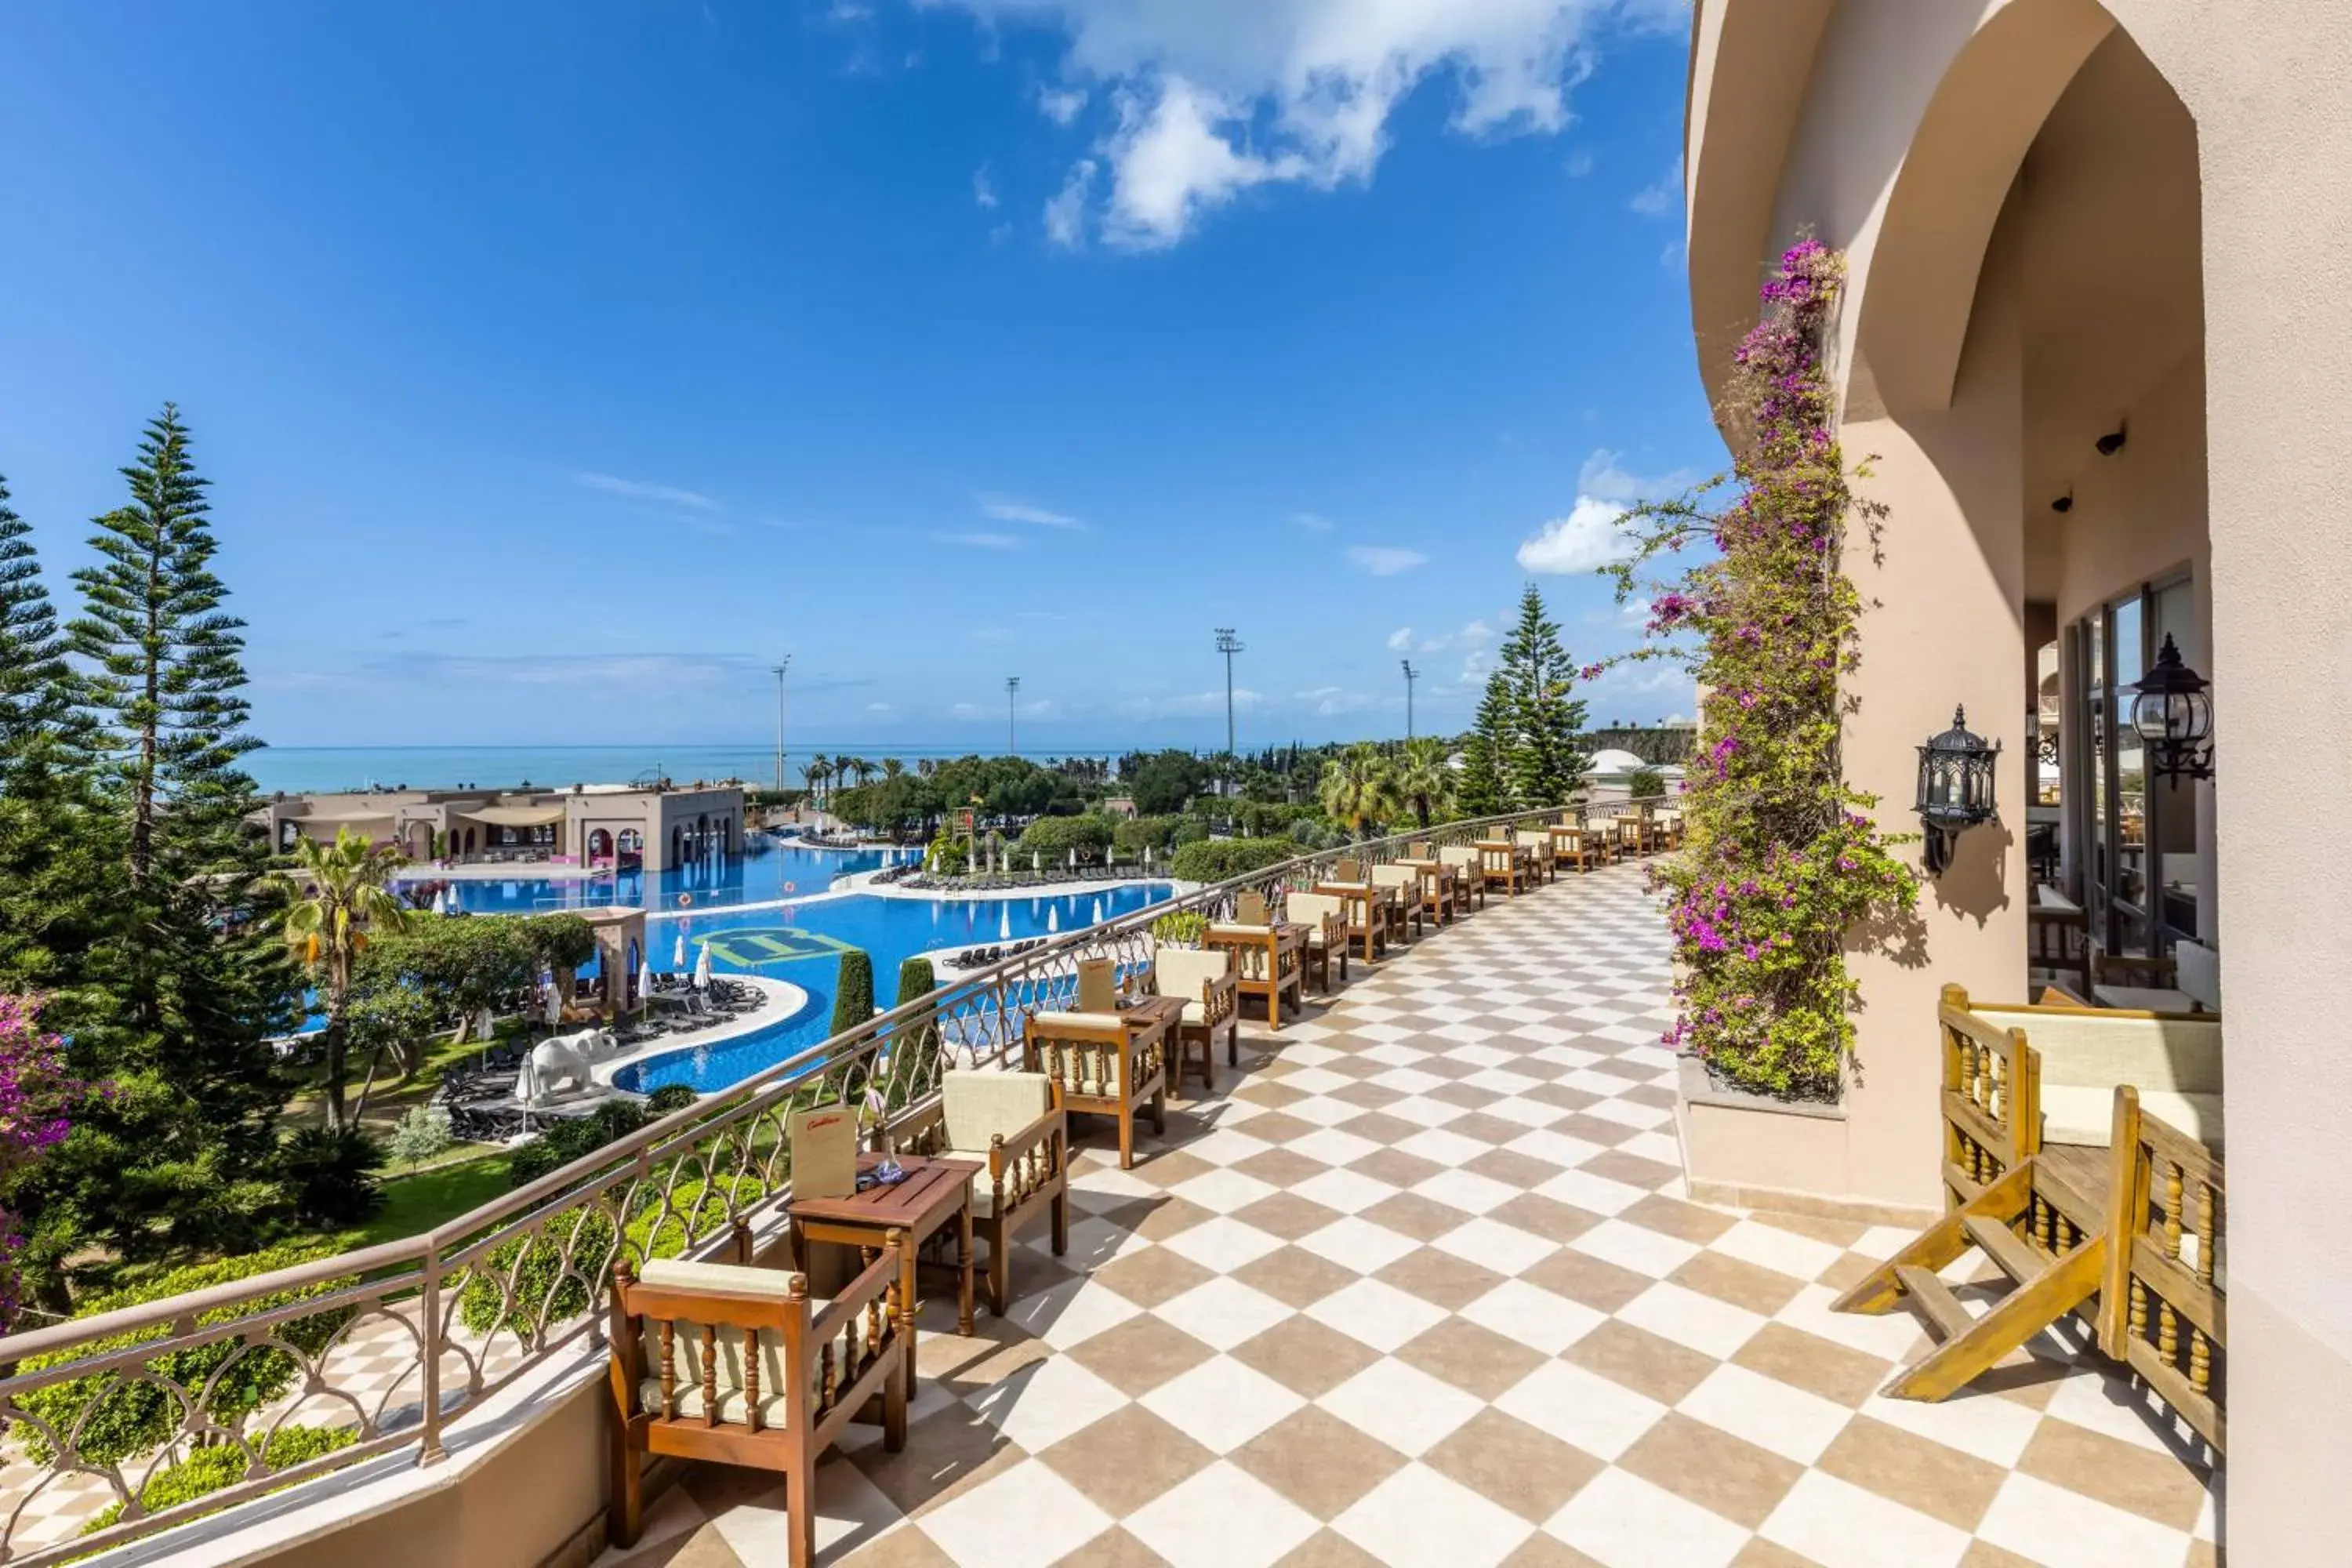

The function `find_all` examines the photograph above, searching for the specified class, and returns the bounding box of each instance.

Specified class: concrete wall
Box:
[1689,3,2352,1552]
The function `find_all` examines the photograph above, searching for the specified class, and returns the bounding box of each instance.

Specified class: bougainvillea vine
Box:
[0,993,82,1325]
[1593,240,1919,1099]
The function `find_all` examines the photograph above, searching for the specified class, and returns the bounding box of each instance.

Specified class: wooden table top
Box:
[1206,922,1308,947]
[789,1152,983,1229]
[1114,995,1187,1030]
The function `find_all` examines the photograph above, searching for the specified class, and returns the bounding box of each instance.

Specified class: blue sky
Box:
[0,0,1715,752]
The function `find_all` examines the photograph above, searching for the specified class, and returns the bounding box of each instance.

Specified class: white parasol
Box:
[1047,906,1060,933]
[999,907,1011,941]
[673,932,688,970]
[637,960,654,1004]
[693,944,714,989]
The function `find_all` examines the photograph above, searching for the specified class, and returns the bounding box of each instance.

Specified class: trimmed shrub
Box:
[1628,767,1667,800]
[894,957,935,1010]
[1014,815,1114,865]
[506,1099,649,1191]
[1112,815,1185,855]
[456,1173,766,1337]
[1169,837,1298,884]
[82,1425,358,1536]
[387,1105,452,1171]
[274,1126,386,1227]
[1149,911,1209,949]
[644,1083,699,1116]
[831,949,876,1036]
[18,1247,356,1467]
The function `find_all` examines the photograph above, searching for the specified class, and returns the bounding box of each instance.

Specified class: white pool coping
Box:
[586,974,811,1093]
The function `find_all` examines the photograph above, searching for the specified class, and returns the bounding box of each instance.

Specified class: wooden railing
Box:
[2102,1086,2227,1451]
[1938,983,2041,1204]
[0,804,1587,1563]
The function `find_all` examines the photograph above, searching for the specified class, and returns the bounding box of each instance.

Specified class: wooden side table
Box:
[788,1152,982,1390]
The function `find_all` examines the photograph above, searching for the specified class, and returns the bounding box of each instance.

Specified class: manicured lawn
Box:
[342,1147,514,1248]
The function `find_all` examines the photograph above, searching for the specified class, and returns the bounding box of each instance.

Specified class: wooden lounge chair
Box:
[1832,984,2227,1451]
[1287,891,1350,992]
[900,1070,1069,1314]
[1153,945,1240,1091]
[608,1234,908,1568]
[1022,1008,1169,1169]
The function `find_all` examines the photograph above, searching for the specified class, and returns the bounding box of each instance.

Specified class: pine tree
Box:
[1499,583,1589,806]
[26,409,297,1286]
[1458,673,1512,816]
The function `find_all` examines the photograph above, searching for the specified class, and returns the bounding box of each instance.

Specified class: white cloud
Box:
[978,494,1084,528]
[1288,510,1336,532]
[1116,688,1263,718]
[940,0,1671,248]
[951,701,985,718]
[1294,686,1373,716]
[1515,495,1632,575]
[1037,84,1088,125]
[931,530,1022,549]
[1565,147,1595,176]
[573,471,720,512]
[1628,156,1681,217]
[866,701,895,712]
[1388,619,1496,655]
[973,164,1000,209]
[1345,545,1428,576]
[1044,158,1096,246]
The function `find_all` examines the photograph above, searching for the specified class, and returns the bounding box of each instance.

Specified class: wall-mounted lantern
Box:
[2129,633,2213,787]
[1915,706,2001,876]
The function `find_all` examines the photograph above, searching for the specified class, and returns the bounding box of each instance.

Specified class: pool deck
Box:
[587,975,809,1094]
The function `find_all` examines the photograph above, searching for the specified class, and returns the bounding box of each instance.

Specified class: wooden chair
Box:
[1154,946,1240,1091]
[1512,829,1555,884]
[1205,920,1305,1030]
[1022,1008,1168,1169]
[1370,863,1425,940]
[1314,881,1388,964]
[1548,822,1599,873]
[1474,839,1522,895]
[900,1070,1069,1315]
[1613,815,1646,858]
[2027,906,2091,999]
[608,1232,908,1568]
[1287,892,1350,993]
[2092,946,2179,991]
[1436,844,1487,910]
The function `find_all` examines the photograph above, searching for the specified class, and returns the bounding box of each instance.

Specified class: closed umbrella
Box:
[673,932,688,971]
[637,960,654,1007]
[545,984,562,1029]
[1047,906,1060,933]
[999,907,1011,941]
[694,944,714,990]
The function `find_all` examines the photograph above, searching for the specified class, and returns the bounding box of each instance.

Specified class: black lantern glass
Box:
[1915,706,2000,875]
[2128,633,2212,787]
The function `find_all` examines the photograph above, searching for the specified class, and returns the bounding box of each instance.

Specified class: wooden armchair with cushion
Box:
[1394,848,1457,926]
[608,1235,907,1568]
[1548,822,1600,873]
[1022,1008,1168,1169]
[1154,946,1240,1091]
[1287,891,1350,993]
[901,1069,1069,1314]
[1436,844,1488,911]
[1313,880,1388,964]
[1204,915,1305,1030]
[1513,829,1555,885]
[1370,863,1425,941]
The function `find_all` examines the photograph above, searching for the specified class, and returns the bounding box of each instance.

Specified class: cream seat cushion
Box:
[1436,845,1479,869]
[1152,946,1230,1005]
[1978,1007,2225,1152]
[2041,1087,2224,1152]
[1370,864,1416,890]
[944,1067,1054,1215]
[1026,1014,1127,1096]
[1287,893,1343,945]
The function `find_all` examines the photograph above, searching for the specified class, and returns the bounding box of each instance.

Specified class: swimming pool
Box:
[608,880,1174,1094]
[394,839,897,916]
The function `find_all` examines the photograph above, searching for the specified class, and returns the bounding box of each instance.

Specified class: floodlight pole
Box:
[1006,676,1021,757]
[771,655,791,794]
[1402,659,1419,740]
[1215,628,1244,758]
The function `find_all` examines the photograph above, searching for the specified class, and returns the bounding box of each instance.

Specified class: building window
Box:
[2069,574,2201,956]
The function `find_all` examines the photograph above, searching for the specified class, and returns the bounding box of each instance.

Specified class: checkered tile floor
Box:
[594,864,2223,1568]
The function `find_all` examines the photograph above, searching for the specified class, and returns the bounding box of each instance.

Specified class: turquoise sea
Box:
[245,743,1131,796]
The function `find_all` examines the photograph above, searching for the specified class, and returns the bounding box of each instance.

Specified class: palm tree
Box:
[1318,743,1404,841]
[802,753,832,808]
[880,757,906,781]
[845,756,874,789]
[267,827,411,1132]
[1394,738,1455,830]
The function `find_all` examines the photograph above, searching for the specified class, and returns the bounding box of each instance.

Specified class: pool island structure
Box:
[249,779,747,872]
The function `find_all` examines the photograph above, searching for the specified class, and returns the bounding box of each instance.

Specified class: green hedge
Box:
[456,1173,768,1338]
[19,1247,356,1467]
[831,949,876,1036]
[82,1425,357,1537]
[506,1100,649,1190]
[644,1084,699,1116]
[895,957,935,1009]
[1168,837,1298,884]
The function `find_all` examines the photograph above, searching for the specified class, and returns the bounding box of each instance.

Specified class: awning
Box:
[295,809,400,825]
[457,805,569,828]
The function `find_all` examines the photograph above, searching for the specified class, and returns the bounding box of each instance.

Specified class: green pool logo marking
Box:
[696,927,858,967]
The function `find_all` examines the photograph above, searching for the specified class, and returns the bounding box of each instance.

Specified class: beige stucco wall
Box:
[1689,1,2352,1552]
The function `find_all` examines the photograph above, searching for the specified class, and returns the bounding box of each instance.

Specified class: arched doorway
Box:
[588,827,614,866]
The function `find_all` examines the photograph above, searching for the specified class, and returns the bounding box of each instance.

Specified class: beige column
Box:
[1836,201,2029,1210]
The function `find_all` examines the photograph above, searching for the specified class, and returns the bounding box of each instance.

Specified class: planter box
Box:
[1675,1057,1938,1227]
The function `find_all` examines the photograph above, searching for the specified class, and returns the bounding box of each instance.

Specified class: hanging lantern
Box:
[2129,633,2213,787]
[1914,706,2001,876]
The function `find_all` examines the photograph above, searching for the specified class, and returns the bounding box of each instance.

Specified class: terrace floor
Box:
[597,864,2223,1568]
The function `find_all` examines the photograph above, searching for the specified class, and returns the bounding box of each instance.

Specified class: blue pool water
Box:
[608,880,1173,1095]
[393,842,1173,1094]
